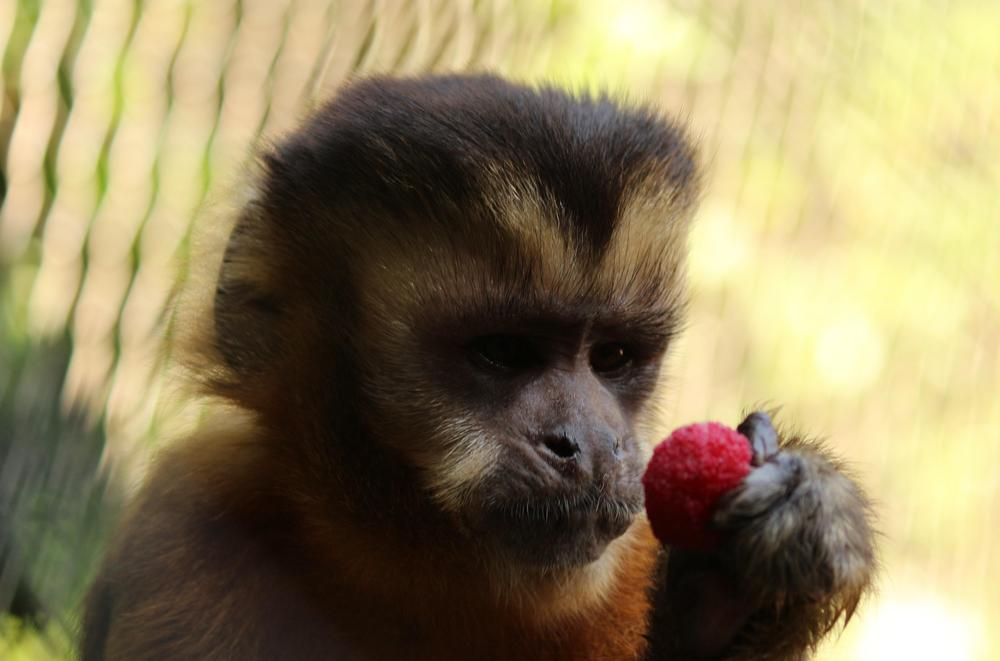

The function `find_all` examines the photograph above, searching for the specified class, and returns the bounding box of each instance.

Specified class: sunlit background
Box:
[0,1,997,658]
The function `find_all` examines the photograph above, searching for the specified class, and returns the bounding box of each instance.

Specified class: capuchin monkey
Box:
[81,75,876,660]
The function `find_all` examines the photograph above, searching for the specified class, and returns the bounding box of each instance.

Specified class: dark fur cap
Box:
[262,74,698,255]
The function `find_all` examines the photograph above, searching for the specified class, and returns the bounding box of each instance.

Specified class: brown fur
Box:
[81,75,875,660]
[83,425,664,659]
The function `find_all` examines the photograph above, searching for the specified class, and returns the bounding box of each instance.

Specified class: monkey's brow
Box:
[455,301,682,339]
[592,308,682,336]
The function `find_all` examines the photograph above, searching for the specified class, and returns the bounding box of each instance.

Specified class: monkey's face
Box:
[209,76,697,572]
[355,189,688,570]
[447,327,652,568]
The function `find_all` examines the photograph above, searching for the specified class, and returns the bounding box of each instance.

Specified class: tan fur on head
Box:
[420,418,502,512]
[168,165,269,394]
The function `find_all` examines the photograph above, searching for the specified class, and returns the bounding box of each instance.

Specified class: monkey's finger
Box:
[737,411,779,466]
[711,453,802,529]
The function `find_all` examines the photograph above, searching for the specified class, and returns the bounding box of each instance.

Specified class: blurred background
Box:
[0,0,997,658]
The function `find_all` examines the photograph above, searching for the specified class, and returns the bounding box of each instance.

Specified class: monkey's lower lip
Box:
[476,495,641,566]
[487,497,640,526]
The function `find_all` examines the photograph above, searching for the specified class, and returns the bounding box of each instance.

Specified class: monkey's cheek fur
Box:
[642,422,752,550]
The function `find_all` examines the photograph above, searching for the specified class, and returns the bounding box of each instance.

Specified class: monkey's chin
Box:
[474,496,641,570]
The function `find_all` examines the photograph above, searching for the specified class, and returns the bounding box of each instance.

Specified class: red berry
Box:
[642,422,752,549]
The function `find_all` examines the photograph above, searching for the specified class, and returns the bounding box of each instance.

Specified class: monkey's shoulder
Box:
[82,442,352,660]
[83,436,666,661]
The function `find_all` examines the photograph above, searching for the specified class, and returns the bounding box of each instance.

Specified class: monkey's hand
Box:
[647,412,877,660]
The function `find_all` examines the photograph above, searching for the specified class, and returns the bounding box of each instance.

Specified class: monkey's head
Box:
[200,75,698,574]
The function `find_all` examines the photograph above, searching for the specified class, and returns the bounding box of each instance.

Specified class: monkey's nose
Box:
[542,434,581,460]
[536,429,625,483]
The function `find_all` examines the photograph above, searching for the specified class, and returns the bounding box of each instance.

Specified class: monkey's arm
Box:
[644,413,877,660]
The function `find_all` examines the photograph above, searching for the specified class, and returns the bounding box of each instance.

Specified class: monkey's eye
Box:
[469,335,540,372]
[590,342,633,375]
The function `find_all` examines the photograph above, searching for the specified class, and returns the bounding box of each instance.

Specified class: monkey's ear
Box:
[212,206,284,375]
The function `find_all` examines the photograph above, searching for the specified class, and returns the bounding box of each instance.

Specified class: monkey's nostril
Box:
[543,436,580,460]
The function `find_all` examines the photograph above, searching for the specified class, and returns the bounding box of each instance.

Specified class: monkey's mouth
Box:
[475,491,642,567]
